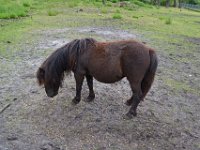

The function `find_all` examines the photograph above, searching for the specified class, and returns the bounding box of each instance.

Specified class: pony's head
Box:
[36,47,67,97]
[36,66,64,97]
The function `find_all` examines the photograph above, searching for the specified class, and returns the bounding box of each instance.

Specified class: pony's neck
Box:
[64,45,78,72]
[65,46,79,72]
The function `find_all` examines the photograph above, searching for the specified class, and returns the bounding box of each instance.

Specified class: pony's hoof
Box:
[71,98,80,105]
[125,100,132,106]
[85,95,95,102]
[123,112,137,120]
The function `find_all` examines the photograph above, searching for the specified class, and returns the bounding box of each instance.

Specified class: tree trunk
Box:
[102,0,106,5]
[174,0,177,7]
[166,0,170,7]
[156,0,160,6]
[178,0,182,8]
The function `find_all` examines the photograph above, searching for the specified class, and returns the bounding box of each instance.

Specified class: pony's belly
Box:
[94,77,123,83]
[92,72,123,83]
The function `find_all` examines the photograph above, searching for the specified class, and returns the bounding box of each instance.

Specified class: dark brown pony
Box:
[37,38,158,119]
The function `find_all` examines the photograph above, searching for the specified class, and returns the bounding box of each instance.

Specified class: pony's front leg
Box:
[85,75,95,102]
[72,73,84,105]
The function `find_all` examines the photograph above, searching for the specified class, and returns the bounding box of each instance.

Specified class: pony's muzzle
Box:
[46,89,58,98]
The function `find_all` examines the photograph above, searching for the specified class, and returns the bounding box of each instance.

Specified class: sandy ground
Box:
[0,27,200,150]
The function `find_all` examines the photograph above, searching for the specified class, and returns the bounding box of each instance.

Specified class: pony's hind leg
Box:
[85,75,95,102]
[72,73,84,105]
[125,96,133,106]
[124,81,142,119]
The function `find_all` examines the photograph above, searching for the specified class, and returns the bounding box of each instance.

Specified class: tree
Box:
[102,0,106,5]
[174,0,177,7]
[166,0,170,7]
[178,0,182,8]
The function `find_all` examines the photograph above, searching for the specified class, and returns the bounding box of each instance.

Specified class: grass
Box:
[0,0,31,19]
[165,17,172,24]
[47,10,59,16]
[113,13,122,19]
[164,78,198,95]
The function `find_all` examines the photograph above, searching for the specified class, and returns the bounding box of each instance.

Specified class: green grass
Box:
[47,10,59,16]
[0,0,31,19]
[164,78,198,95]
[113,13,122,19]
[165,17,172,24]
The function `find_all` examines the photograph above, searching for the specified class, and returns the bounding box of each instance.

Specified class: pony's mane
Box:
[38,38,96,86]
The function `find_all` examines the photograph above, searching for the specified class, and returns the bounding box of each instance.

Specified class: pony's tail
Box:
[141,49,158,100]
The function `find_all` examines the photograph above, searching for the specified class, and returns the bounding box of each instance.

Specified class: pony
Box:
[36,38,158,119]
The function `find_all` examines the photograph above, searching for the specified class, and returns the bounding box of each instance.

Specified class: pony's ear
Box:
[36,67,45,85]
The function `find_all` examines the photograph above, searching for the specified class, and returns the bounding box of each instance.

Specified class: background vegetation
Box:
[0,0,199,58]
[0,0,199,19]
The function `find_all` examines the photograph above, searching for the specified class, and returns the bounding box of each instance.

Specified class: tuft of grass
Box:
[101,8,108,14]
[165,17,172,25]
[23,2,30,7]
[132,15,139,19]
[112,13,122,19]
[9,14,17,19]
[47,10,59,16]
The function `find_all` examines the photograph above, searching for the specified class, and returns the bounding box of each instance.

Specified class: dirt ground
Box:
[0,27,200,150]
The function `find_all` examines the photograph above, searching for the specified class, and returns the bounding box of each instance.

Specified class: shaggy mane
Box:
[37,38,96,86]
